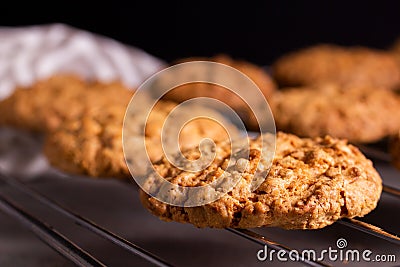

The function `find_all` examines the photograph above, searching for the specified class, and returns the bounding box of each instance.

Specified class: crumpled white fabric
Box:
[0,24,165,179]
[0,23,165,99]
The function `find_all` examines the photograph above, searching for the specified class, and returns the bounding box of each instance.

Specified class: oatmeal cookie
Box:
[0,75,133,132]
[44,100,239,178]
[44,104,129,178]
[271,83,400,143]
[160,54,276,130]
[272,44,400,90]
[140,132,382,229]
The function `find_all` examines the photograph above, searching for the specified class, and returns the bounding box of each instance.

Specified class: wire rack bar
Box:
[383,185,400,198]
[0,174,173,267]
[338,218,400,245]
[2,137,400,266]
[0,193,106,267]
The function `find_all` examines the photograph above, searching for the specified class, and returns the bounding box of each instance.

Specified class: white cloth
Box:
[0,23,165,99]
[0,24,165,179]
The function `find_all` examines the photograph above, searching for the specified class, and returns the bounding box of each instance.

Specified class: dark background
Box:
[2,2,400,65]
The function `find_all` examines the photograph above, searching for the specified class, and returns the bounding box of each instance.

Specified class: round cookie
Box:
[272,44,400,90]
[44,100,239,179]
[389,131,400,170]
[270,83,400,143]
[161,54,276,130]
[0,75,134,132]
[139,132,382,229]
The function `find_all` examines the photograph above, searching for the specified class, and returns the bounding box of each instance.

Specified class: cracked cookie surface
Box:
[140,132,382,229]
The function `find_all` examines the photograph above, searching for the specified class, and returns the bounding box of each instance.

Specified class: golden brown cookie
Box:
[161,54,276,130]
[0,75,134,132]
[270,83,400,143]
[44,104,129,178]
[389,131,400,170]
[272,44,400,90]
[139,132,382,229]
[44,100,239,179]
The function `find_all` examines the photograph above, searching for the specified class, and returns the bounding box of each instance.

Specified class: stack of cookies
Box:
[157,50,400,169]
[270,44,400,171]
[137,53,390,229]
[160,54,277,130]
[1,48,394,230]
[0,75,238,179]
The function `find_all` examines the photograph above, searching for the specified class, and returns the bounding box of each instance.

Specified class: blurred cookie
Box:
[140,132,382,229]
[124,100,240,176]
[272,44,400,90]
[390,38,400,71]
[161,54,276,130]
[271,84,400,143]
[44,100,239,178]
[0,75,133,132]
[44,104,129,178]
[390,131,400,170]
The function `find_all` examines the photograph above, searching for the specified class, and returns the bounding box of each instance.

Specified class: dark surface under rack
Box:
[0,139,399,266]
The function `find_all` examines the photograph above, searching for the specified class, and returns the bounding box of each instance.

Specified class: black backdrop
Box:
[2,2,400,65]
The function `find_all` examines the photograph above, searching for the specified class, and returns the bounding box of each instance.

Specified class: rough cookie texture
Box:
[390,131,400,170]
[161,54,276,130]
[272,44,400,90]
[44,100,238,178]
[44,104,129,178]
[0,75,134,132]
[140,132,382,229]
[270,84,400,143]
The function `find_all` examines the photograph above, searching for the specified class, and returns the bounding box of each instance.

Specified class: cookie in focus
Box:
[140,132,382,229]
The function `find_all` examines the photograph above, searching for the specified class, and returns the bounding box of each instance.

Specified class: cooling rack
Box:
[0,142,399,267]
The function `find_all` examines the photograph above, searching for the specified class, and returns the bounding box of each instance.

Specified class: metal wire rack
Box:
[0,144,399,267]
